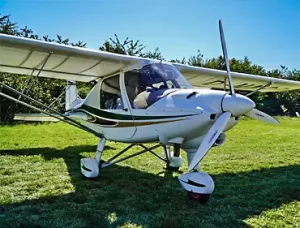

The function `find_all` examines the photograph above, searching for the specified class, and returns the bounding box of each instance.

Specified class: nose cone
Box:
[222,94,255,116]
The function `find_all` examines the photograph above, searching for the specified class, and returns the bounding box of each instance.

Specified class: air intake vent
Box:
[210,114,216,120]
[186,91,197,99]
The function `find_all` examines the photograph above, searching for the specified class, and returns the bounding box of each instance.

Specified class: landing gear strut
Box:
[81,141,168,178]
[80,138,106,178]
[164,144,182,171]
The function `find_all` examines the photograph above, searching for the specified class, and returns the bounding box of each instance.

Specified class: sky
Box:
[1,0,300,70]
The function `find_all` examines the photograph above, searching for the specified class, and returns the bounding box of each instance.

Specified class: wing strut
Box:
[3,51,54,122]
[24,51,53,95]
[245,82,272,97]
[44,86,66,111]
[0,82,102,137]
[19,51,53,99]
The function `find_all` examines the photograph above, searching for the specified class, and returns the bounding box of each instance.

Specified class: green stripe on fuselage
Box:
[79,104,194,121]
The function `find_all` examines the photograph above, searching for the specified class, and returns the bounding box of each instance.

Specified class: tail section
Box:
[65,80,83,111]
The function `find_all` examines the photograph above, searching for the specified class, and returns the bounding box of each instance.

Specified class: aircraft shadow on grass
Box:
[0,145,299,227]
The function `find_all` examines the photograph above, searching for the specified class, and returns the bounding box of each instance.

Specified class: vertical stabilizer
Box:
[65,80,82,111]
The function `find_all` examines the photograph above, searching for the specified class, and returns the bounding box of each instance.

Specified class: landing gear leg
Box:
[187,151,200,171]
[165,144,182,171]
[80,138,106,178]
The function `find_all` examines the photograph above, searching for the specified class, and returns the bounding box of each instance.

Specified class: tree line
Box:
[0,14,299,123]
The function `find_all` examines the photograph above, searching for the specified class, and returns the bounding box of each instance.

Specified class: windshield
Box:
[139,63,192,90]
[124,63,192,109]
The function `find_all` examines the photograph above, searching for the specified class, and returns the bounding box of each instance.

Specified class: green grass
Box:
[0,118,299,228]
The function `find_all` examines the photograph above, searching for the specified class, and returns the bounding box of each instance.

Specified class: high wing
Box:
[1,33,300,92]
[0,34,153,82]
[174,63,300,92]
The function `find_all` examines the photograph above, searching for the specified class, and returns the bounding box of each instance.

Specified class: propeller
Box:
[188,20,279,172]
[245,109,279,125]
[188,112,231,171]
[219,20,235,95]
[219,19,278,126]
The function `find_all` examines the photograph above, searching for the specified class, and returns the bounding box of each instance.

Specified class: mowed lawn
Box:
[0,118,299,228]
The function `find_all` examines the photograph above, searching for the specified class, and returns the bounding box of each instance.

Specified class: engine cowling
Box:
[213,132,226,147]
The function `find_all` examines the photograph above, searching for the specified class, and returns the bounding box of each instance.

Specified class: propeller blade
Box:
[188,112,231,171]
[245,109,280,125]
[219,20,235,95]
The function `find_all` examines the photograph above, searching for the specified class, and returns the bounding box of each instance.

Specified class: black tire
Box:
[187,192,210,204]
[0,207,5,214]
[166,163,180,171]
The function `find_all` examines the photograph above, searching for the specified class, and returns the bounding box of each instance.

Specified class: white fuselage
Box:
[67,64,256,154]
[72,88,239,153]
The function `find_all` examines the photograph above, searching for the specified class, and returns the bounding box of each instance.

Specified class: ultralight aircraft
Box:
[1,21,300,203]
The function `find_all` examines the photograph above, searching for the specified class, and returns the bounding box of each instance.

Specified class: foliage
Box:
[0,15,18,35]
[99,34,145,56]
[186,51,300,115]
[142,47,164,60]
[0,14,90,123]
[99,34,162,60]
[0,14,299,123]
[0,119,299,227]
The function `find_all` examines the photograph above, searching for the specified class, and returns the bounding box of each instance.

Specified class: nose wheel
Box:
[178,171,215,204]
[187,192,210,204]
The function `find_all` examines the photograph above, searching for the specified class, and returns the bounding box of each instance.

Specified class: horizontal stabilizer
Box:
[14,113,60,122]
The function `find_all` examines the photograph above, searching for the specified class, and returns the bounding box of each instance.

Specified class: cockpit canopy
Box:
[100,63,192,110]
[125,63,192,108]
[139,63,191,90]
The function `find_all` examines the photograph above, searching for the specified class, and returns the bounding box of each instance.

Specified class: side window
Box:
[100,75,124,109]
[124,71,142,106]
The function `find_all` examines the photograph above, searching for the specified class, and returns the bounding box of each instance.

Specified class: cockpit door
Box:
[98,73,136,140]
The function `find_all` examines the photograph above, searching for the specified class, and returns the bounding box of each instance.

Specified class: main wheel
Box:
[187,192,210,204]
